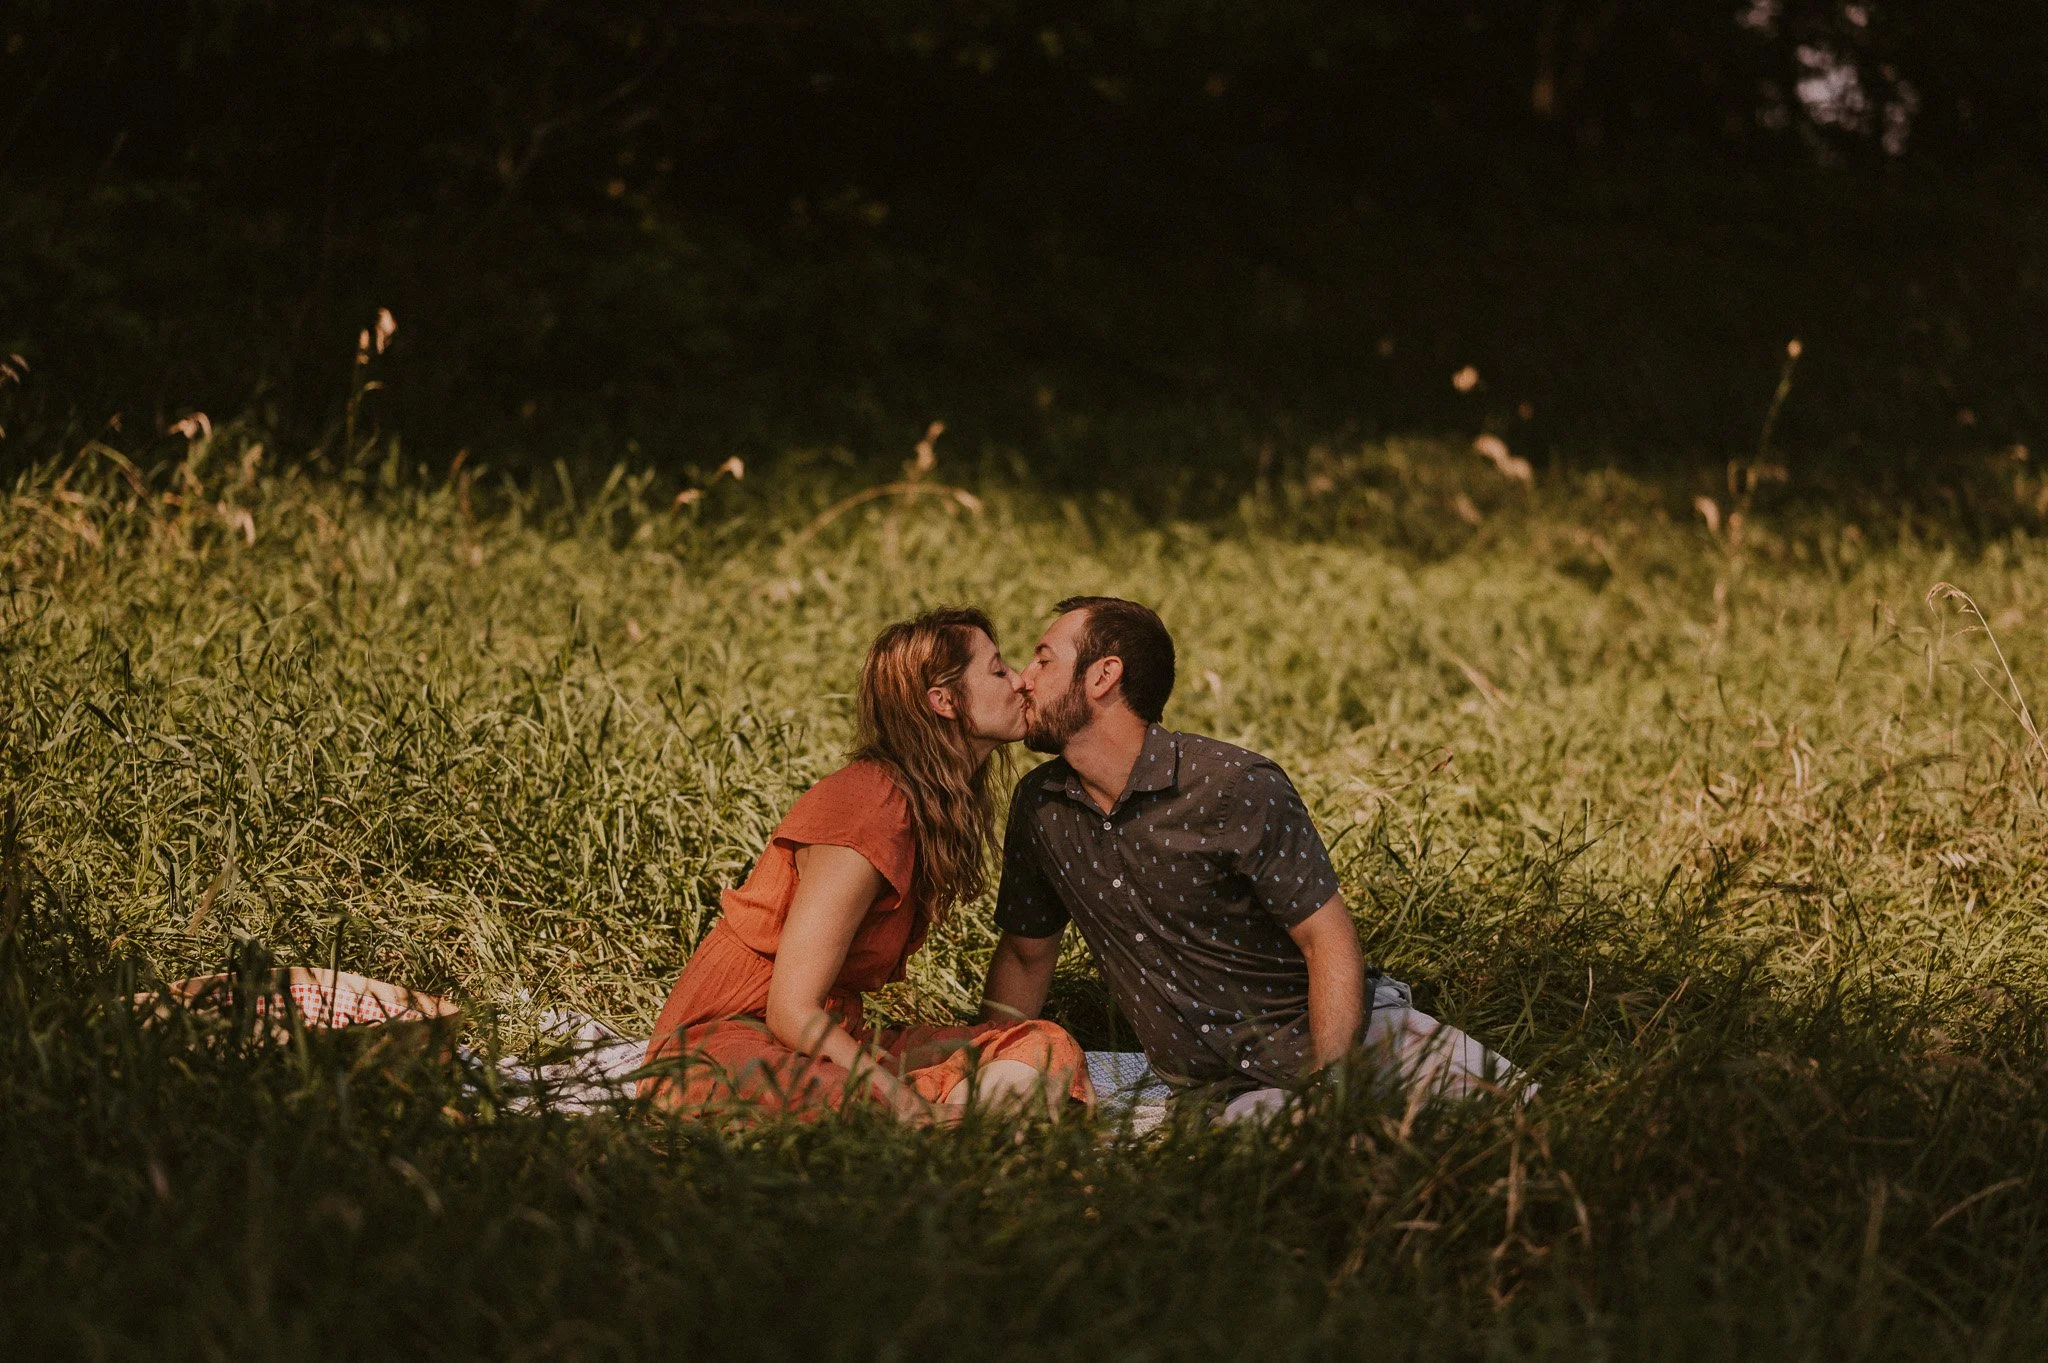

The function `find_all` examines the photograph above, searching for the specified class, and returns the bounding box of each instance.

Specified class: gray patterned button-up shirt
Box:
[995,725,1344,1091]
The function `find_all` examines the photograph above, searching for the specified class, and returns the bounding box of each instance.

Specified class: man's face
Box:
[1021,610,1094,754]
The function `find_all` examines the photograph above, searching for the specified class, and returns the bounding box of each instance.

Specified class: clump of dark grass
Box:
[6,433,2048,1358]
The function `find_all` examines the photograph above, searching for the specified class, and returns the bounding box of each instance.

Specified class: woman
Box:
[640,608,1091,1122]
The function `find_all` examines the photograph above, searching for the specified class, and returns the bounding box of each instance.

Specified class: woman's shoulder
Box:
[776,760,914,865]
[786,759,909,823]
[773,760,914,902]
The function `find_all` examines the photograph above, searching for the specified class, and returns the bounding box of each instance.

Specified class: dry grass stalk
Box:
[791,421,982,546]
[1925,581,2048,772]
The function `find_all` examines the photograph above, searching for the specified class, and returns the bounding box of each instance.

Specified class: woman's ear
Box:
[925,685,959,719]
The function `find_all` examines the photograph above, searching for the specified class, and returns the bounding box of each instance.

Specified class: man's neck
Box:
[1063,709,1152,814]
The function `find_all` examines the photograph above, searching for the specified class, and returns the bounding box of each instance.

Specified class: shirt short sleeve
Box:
[1218,761,1342,929]
[772,762,916,907]
[994,785,1071,938]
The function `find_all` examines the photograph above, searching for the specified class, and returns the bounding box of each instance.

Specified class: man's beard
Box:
[1023,678,1090,754]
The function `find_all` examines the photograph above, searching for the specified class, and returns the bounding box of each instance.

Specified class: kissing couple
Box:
[640,597,1527,1124]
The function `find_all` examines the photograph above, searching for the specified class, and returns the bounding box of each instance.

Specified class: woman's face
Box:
[946,628,1027,746]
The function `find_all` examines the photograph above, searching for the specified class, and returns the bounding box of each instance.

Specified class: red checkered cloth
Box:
[142,968,457,1031]
[283,977,424,1027]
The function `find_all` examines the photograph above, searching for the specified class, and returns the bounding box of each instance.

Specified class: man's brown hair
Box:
[1054,596,1175,724]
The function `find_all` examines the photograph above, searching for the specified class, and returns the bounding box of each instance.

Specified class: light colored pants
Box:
[1214,977,1535,1125]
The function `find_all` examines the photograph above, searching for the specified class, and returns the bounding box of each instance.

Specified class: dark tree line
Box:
[2,2,2043,485]
[9,2,2039,177]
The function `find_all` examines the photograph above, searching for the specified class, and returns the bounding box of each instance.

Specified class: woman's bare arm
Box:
[764,843,934,1121]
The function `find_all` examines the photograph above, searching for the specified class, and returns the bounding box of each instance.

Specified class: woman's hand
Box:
[885,1083,932,1124]
[889,1088,964,1127]
[861,1063,965,1126]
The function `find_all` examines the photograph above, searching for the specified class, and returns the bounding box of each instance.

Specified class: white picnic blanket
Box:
[475,1011,649,1115]
[481,1011,1174,1122]
[484,976,1531,1121]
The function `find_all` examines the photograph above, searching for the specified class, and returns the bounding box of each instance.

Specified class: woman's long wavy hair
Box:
[852,607,1005,919]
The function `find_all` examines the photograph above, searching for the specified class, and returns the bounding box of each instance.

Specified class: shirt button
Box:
[1112,878,1122,887]
[1102,820,1112,830]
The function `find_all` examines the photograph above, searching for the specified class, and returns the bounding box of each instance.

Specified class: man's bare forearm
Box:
[981,932,1060,1022]
[1305,948,1366,1069]
[1290,894,1367,1071]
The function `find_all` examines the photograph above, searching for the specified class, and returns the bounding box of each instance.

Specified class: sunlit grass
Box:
[5,434,2048,1358]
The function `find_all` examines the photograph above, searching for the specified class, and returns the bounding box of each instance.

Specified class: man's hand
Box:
[981,928,1064,1023]
[1287,894,1367,1071]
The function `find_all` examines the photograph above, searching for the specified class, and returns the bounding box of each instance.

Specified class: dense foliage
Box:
[5,437,2048,1356]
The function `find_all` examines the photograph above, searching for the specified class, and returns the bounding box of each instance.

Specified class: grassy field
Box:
[6,432,2048,1359]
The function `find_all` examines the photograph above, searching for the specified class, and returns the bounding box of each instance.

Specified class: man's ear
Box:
[926,685,959,720]
[1086,656,1124,703]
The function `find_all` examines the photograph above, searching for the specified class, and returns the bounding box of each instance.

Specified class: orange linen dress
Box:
[641,760,1091,1118]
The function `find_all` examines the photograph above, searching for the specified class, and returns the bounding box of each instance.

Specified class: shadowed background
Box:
[1,0,2043,501]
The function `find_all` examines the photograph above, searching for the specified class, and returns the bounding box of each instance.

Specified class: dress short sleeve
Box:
[1216,760,1341,929]
[772,761,916,907]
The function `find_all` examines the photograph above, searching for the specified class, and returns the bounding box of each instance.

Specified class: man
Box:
[980,595,1371,1119]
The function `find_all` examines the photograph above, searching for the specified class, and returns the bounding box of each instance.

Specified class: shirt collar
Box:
[1057,724,1180,812]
